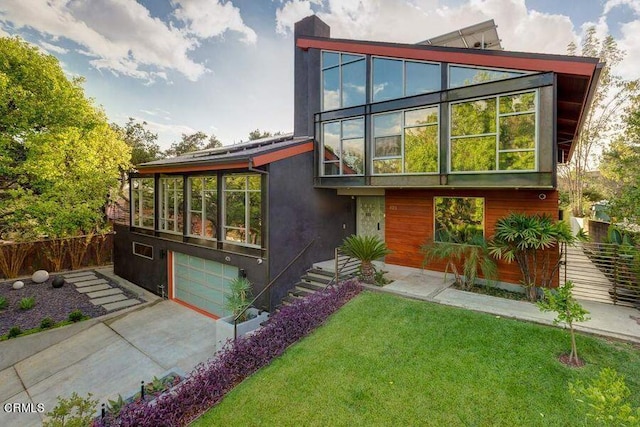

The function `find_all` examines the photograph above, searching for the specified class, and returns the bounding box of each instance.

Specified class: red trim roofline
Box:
[297,38,598,77]
[139,140,313,174]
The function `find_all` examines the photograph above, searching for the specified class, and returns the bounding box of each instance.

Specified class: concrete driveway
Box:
[0,300,217,427]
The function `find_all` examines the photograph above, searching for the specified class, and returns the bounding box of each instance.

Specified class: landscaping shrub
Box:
[40,317,55,329]
[7,326,21,338]
[68,309,84,322]
[97,280,362,427]
[0,295,6,310]
[19,296,35,310]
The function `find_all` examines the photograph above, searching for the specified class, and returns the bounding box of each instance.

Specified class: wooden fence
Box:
[0,233,114,280]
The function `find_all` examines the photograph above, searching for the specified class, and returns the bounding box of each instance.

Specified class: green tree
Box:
[165,131,222,157]
[599,101,640,222]
[537,281,590,365]
[248,129,283,141]
[559,27,638,217]
[0,36,130,240]
[110,118,162,166]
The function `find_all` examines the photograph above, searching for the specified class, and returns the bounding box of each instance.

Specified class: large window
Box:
[223,175,261,246]
[434,197,484,243]
[159,177,183,234]
[372,106,438,174]
[131,177,154,229]
[450,90,537,172]
[322,51,366,110]
[188,176,217,239]
[321,117,365,176]
[372,57,440,102]
[449,65,526,89]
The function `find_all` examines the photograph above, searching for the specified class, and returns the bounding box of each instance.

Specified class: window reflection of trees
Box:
[434,197,484,243]
[223,175,261,246]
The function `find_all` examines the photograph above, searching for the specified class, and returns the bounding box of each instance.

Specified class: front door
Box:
[357,196,385,241]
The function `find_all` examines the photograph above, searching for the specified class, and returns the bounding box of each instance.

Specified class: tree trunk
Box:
[361,261,376,284]
[569,323,579,364]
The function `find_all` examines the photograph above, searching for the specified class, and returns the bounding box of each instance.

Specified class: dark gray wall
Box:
[113,223,270,309]
[267,151,355,310]
[294,16,328,137]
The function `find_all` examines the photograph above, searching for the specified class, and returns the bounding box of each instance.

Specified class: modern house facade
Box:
[113,15,601,318]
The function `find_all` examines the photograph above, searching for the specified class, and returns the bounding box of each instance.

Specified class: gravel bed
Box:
[0,270,143,336]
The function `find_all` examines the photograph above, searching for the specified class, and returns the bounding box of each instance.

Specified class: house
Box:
[113,16,601,318]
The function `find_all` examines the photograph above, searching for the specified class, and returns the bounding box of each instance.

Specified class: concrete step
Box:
[74,278,108,287]
[63,271,96,279]
[291,286,316,297]
[86,288,123,299]
[76,284,111,293]
[91,294,128,306]
[301,274,332,285]
[66,275,99,284]
[102,299,140,311]
[295,281,326,292]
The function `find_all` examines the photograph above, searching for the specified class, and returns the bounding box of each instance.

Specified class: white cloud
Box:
[172,0,257,44]
[275,0,578,55]
[39,40,68,54]
[0,0,254,82]
[276,0,316,34]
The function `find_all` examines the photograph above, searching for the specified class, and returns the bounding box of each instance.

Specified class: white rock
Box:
[12,280,24,289]
[32,270,49,283]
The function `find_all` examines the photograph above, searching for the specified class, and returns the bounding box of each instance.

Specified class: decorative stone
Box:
[32,270,49,284]
[52,276,65,288]
[12,280,24,290]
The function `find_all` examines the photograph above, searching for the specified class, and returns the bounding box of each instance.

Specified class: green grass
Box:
[194,292,640,427]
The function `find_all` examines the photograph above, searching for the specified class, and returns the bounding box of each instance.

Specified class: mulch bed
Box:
[0,270,140,336]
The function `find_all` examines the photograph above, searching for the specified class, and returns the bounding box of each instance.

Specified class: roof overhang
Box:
[138,139,314,174]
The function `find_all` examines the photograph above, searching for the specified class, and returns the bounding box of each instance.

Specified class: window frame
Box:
[132,242,153,260]
[448,89,538,174]
[158,176,183,235]
[371,55,441,103]
[187,175,218,240]
[222,174,262,248]
[433,196,485,243]
[321,50,366,111]
[371,105,440,175]
[130,177,154,229]
[447,64,528,89]
[320,116,365,177]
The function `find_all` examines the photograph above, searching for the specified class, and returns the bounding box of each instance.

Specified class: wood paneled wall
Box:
[385,189,559,285]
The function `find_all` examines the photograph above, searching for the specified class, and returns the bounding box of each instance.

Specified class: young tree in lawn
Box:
[0,36,130,240]
[537,281,590,365]
[559,27,638,217]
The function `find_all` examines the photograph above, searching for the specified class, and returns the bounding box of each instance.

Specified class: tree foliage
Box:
[599,100,640,222]
[110,118,163,166]
[0,36,130,240]
[340,234,391,284]
[560,27,638,217]
[165,131,222,157]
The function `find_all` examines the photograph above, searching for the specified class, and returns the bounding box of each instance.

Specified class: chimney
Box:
[293,16,330,137]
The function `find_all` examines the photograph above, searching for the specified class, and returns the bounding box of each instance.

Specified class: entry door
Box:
[357,196,385,241]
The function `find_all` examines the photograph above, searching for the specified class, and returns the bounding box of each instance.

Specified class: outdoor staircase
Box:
[279,254,360,308]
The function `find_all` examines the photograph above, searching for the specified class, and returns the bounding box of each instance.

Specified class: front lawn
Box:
[195,291,640,426]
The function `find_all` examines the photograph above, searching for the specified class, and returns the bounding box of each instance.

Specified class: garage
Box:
[171,252,239,318]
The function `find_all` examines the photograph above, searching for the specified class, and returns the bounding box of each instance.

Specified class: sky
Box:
[1,0,639,150]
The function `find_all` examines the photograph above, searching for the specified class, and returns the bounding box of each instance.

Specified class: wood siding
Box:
[385,189,559,285]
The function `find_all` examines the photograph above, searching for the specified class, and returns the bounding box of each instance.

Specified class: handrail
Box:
[233,238,315,340]
[328,247,360,287]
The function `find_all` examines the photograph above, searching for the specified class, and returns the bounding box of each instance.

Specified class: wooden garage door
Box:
[173,252,238,318]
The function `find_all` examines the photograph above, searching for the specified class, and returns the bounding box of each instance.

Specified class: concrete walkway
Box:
[0,291,217,426]
[363,263,640,344]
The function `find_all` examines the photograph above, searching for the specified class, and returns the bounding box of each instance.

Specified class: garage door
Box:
[173,252,239,318]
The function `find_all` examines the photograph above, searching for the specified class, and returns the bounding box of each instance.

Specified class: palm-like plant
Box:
[488,213,581,301]
[340,235,391,284]
[225,277,253,322]
[420,234,497,290]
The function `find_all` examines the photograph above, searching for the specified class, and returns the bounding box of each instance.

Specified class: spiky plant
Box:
[340,235,391,284]
[420,234,497,290]
[225,277,253,322]
[488,213,581,301]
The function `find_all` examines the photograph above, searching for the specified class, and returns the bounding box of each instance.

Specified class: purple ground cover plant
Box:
[96,280,362,427]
